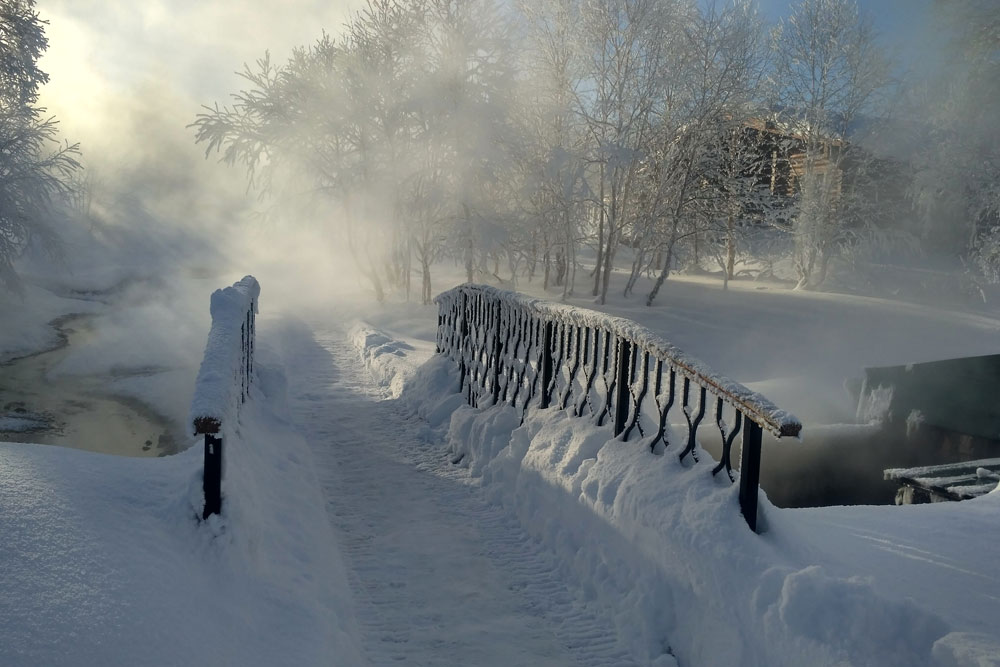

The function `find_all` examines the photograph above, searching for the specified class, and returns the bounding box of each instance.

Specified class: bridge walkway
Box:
[273,320,637,667]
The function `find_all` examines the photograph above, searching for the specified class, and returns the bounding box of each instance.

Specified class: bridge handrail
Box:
[434,283,801,532]
[190,275,259,518]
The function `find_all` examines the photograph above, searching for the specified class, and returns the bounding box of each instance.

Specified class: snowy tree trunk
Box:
[726,215,736,280]
[463,203,474,283]
[593,173,605,296]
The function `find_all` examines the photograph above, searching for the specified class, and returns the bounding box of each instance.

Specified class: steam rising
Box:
[21,0,1000,494]
[34,1,358,305]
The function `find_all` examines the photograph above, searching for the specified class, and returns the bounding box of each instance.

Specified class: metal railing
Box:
[190,276,259,519]
[435,284,801,532]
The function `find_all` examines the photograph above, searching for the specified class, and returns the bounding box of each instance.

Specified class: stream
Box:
[0,314,179,457]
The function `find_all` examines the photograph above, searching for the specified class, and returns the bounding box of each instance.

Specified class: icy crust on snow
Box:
[353,325,1000,667]
[189,275,260,432]
[436,284,801,437]
[0,345,362,666]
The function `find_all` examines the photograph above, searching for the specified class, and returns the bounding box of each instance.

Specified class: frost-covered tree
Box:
[510,0,588,298]
[194,0,516,301]
[436,0,514,283]
[574,0,679,305]
[770,0,890,290]
[644,0,769,304]
[0,0,80,293]
[908,0,1000,269]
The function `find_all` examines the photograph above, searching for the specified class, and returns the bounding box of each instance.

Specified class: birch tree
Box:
[513,0,588,298]
[645,0,769,304]
[575,0,677,305]
[771,0,890,289]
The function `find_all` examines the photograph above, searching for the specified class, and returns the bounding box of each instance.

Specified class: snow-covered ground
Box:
[0,331,362,665]
[517,268,1000,427]
[3,255,1000,666]
[352,310,1000,666]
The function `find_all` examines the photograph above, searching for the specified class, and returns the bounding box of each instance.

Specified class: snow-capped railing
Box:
[190,275,260,519]
[434,284,801,532]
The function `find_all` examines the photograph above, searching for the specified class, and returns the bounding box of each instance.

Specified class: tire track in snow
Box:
[279,322,637,667]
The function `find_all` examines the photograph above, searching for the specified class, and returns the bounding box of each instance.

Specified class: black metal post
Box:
[245,310,251,400]
[240,322,246,403]
[459,292,469,395]
[491,302,503,405]
[250,301,257,377]
[203,433,222,519]
[436,311,443,353]
[613,338,631,437]
[738,421,764,532]
[539,321,554,409]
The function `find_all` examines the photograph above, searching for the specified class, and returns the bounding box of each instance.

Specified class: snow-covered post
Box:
[190,276,260,520]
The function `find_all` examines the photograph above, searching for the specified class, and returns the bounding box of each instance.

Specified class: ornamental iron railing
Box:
[435,284,801,532]
[190,275,259,519]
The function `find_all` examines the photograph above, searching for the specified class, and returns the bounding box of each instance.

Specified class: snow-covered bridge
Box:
[2,275,999,666]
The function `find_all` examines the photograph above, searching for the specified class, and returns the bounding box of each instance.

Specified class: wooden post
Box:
[613,338,631,437]
[539,321,554,409]
[739,421,764,532]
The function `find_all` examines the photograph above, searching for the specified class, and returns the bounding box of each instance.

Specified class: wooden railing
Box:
[435,284,801,532]
[190,276,259,519]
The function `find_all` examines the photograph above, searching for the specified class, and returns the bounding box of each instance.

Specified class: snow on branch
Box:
[436,284,801,437]
[190,276,260,435]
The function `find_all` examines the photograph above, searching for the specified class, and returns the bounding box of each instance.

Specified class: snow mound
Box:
[190,275,259,432]
[756,565,947,666]
[348,321,434,398]
[933,633,1000,667]
[0,338,362,666]
[353,322,962,667]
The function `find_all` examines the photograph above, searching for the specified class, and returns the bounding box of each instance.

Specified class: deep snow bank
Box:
[352,323,998,667]
[348,322,435,398]
[0,339,362,666]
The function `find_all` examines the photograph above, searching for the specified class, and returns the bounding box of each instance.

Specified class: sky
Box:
[37,1,354,157]
[35,0,938,156]
[758,0,940,73]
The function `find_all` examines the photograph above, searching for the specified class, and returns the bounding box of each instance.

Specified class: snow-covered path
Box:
[275,319,637,667]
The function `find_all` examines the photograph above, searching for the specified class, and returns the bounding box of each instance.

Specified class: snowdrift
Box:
[353,322,1000,667]
[0,338,362,666]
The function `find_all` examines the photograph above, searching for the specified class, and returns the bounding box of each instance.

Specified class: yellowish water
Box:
[0,315,178,457]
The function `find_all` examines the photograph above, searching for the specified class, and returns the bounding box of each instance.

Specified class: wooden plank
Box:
[886,457,1000,502]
